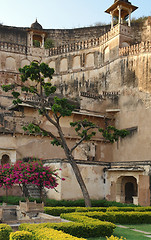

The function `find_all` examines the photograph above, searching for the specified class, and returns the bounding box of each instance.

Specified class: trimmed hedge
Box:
[44,206,106,216]
[106,206,151,212]
[9,231,33,240]
[62,211,151,224]
[44,206,151,216]
[19,224,86,240]
[106,236,125,240]
[44,207,77,216]
[0,196,137,207]
[0,224,12,240]
[20,217,116,238]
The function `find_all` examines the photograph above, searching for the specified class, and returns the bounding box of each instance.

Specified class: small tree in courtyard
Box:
[0,160,61,201]
[2,61,129,207]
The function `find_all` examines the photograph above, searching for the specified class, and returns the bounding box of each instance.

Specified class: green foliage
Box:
[44,207,77,216]
[9,231,33,240]
[51,139,62,147]
[0,224,12,240]
[99,126,129,143]
[19,61,54,82]
[44,38,54,49]
[70,119,96,140]
[19,224,86,240]
[19,218,115,239]
[52,97,75,117]
[1,84,15,92]
[72,211,151,224]
[60,212,116,237]
[44,206,107,216]
[0,196,41,205]
[22,123,41,135]
[43,83,56,96]
[33,40,40,48]
[131,16,148,23]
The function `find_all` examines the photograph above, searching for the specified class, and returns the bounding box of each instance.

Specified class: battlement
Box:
[0,24,133,57]
[119,41,151,56]
[49,24,132,56]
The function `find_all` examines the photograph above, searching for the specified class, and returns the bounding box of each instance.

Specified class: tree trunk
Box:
[57,125,91,207]
[66,152,91,207]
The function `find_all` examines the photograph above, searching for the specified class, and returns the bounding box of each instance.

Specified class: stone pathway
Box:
[117,225,151,238]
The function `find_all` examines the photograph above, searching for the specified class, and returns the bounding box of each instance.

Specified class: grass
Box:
[88,225,151,240]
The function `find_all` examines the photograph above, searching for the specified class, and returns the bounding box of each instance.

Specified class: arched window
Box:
[1,154,10,165]
[104,46,110,63]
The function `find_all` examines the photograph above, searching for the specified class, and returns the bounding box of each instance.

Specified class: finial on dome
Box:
[31,19,43,30]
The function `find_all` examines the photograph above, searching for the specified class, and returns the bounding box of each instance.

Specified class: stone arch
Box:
[5,57,16,71]
[21,59,30,68]
[73,56,81,70]
[1,154,10,165]
[116,176,137,204]
[85,53,94,68]
[121,42,130,47]
[104,46,110,63]
[60,58,68,72]
[49,61,55,70]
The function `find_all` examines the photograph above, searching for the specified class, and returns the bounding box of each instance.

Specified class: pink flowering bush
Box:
[0,160,64,200]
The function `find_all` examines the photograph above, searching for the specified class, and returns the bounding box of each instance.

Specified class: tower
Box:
[105,0,138,28]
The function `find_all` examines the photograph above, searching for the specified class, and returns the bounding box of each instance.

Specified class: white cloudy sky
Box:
[0,0,150,29]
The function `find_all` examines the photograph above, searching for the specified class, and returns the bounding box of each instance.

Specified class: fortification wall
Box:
[0,25,27,45]
[45,25,111,46]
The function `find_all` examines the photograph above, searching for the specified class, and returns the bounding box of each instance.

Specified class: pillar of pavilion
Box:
[105,0,138,29]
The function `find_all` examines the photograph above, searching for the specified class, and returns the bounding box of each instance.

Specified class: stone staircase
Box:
[26,184,46,199]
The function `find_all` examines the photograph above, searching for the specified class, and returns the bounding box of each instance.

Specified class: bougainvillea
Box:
[0,160,64,200]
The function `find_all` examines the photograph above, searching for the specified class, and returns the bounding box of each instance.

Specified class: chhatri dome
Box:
[31,19,43,30]
[114,0,131,3]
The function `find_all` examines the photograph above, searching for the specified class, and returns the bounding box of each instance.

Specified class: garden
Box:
[0,198,151,239]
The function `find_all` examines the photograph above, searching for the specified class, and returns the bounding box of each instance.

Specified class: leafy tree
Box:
[2,61,129,207]
[44,38,54,49]
[0,160,60,201]
[33,40,40,48]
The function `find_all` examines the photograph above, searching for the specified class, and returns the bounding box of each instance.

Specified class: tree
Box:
[44,38,54,49]
[2,61,129,207]
[0,160,61,201]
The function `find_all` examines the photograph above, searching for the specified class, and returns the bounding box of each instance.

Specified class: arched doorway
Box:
[116,176,137,204]
[1,154,10,165]
[125,182,134,203]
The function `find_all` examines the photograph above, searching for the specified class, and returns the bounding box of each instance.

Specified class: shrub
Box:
[19,224,86,240]
[106,236,126,240]
[44,207,76,216]
[9,231,33,240]
[20,218,115,238]
[79,211,151,224]
[0,224,12,240]
[60,213,116,237]
[44,39,54,49]
[44,206,107,216]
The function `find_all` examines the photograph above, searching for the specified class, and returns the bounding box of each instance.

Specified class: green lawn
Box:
[88,225,151,240]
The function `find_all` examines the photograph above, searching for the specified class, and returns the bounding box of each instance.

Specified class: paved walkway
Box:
[117,225,151,238]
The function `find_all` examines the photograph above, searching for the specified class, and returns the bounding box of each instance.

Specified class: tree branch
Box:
[33,123,63,146]
[70,135,87,153]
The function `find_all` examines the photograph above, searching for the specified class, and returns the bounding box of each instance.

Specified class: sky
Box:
[0,0,150,29]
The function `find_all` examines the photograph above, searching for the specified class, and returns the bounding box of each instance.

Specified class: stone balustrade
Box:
[0,41,28,54]
[119,41,151,56]
[81,91,120,100]
[0,24,129,57]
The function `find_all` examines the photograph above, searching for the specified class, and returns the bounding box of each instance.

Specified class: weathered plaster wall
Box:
[46,161,105,200]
